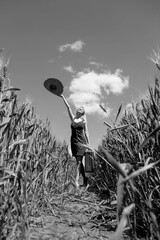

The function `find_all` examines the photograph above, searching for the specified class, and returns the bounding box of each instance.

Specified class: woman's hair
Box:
[76,106,85,115]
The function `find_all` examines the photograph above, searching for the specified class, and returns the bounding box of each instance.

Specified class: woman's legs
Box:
[75,156,88,188]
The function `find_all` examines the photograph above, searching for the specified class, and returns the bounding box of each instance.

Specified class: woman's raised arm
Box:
[60,94,74,121]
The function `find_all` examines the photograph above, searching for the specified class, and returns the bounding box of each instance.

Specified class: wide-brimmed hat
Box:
[44,78,64,96]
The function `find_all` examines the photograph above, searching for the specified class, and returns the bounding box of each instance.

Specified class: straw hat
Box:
[44,78,63,96]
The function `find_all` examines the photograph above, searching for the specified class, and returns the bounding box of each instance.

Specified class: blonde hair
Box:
[76,106,85,115]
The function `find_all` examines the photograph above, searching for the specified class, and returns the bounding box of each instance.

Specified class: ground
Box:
[29,186,117,240]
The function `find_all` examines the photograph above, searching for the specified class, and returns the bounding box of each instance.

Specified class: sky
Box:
[0,0,160,149]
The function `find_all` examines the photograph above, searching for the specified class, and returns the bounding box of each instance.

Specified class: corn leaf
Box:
[114,102,123,124]
[120,160,160,184]
[111,204,135,240]
[138,125,160,152]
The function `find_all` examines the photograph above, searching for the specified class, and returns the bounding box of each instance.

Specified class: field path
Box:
[30,187,116,240]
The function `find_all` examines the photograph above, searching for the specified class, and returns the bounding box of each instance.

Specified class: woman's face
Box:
[76,107,85,116]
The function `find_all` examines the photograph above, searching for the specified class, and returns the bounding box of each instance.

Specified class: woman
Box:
[61,94,90,188]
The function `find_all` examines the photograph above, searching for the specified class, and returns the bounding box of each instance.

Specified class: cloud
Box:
[125,103,134,115]
[89,61,104,68]
[58,40,85,53]
[69,91,109,117]
[68,69,129,117]
[63,65,75,73]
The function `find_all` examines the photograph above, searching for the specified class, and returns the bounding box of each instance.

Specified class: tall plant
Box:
[94,51,160,239]
[0,51,75,239]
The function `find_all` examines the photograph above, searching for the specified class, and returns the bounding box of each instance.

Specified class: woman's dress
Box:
[70,121,87,157]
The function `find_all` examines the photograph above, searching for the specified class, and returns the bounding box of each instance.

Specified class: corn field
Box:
[0,52,76,239]
[93,53,160,239]
[1,49,160,240]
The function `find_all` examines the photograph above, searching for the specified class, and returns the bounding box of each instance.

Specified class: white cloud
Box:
[58,40,85,53]
[125,103,134,115]
[63,65,75,73]
[69,91,109,117]
[68,69,129,117]
[89,61,104,68]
